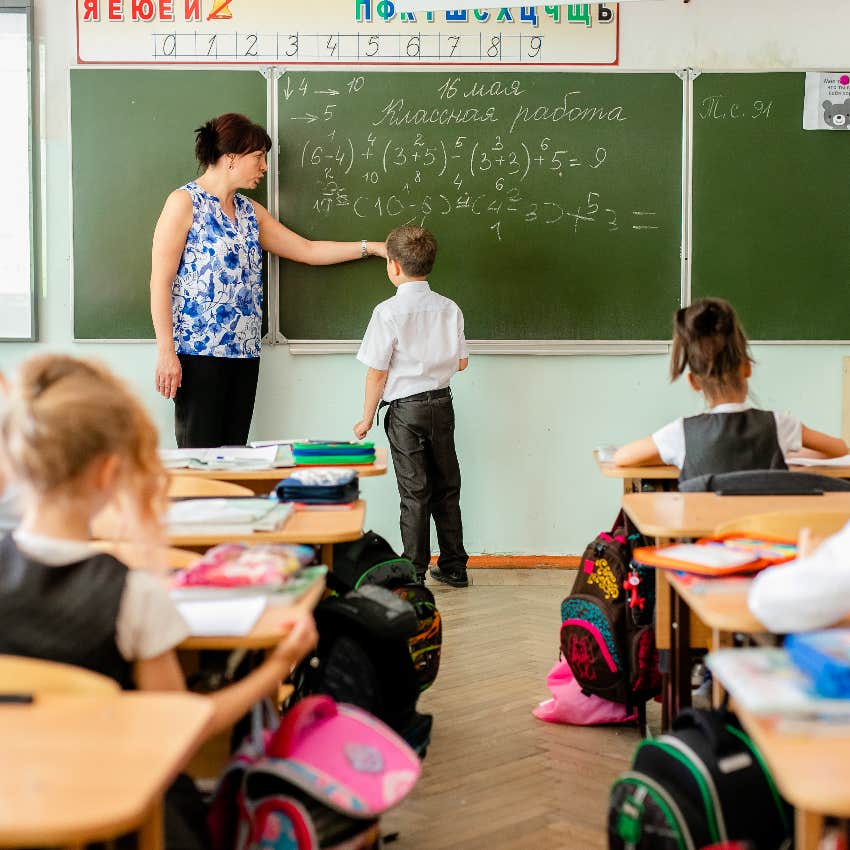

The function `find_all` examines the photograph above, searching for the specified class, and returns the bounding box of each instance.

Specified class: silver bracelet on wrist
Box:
[360,239,368,259]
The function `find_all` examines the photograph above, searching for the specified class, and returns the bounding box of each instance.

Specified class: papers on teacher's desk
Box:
[159,444,294,470]
[166,498,292,535]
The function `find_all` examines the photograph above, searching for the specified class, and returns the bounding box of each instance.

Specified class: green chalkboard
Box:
[71,69,267,339]
[277,71,683,341]
[692,72,850,340]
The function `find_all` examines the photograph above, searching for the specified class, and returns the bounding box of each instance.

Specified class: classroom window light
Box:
[0,3,34,340]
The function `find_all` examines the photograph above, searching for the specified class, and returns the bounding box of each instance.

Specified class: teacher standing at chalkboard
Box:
[150,112,386,448]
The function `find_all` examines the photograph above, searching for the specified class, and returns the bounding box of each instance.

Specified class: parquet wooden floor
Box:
[382,569,647,850]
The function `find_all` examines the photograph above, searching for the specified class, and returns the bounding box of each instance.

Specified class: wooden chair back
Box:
[0,655,120,697]
[715,510,850,540]
[168,476,254,498]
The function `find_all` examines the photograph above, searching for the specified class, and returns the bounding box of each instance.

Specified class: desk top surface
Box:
[726,704,850,817]
[622,492,850,539]
[169,448,387,484]
[167,500,366,548]
[595,452,850,482]
[0,692,211,847]
[668,574,763,633]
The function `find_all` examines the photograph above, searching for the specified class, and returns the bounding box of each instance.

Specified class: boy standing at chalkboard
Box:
[353,225,470,587]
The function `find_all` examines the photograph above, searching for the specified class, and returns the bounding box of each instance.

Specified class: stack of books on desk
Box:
[166,498,293,535]
[292,441,376,466]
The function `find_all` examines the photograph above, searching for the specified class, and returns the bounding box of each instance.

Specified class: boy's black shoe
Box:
[429,567,469,588]
[415,573,427,586]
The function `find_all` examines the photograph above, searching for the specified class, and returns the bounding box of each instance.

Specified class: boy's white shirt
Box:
[749,519,850,632]
[651,402,803,468]
[357,280,468,402]
[12,529,189,661]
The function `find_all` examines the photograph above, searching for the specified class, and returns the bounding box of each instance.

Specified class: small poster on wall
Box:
[803,71,850,130]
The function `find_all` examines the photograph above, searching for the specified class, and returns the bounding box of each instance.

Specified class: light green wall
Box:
[3,1,849,555]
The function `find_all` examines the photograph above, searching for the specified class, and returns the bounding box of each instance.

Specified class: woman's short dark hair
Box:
[670,297,752,395]
[386,225,438,278]
[194,113,272,169]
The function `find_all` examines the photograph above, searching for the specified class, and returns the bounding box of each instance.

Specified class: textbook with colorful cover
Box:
[632,534,797,577]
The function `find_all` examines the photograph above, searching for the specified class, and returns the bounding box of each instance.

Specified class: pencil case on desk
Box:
[786,630,850,699]
[275,468,360,504]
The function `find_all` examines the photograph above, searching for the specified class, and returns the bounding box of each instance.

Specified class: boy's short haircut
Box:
[386,225,438,278]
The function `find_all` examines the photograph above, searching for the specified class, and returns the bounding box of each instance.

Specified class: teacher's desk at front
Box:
[169,449,388,495]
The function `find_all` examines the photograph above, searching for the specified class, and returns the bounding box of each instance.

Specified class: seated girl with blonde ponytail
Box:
[0,354,317,848]
[614,298,847,482]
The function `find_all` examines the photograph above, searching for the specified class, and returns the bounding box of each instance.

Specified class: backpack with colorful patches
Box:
[561,510,661,710]
[209,695,420,850]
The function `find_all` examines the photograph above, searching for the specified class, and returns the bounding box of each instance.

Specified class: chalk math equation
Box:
[281,74,662,244]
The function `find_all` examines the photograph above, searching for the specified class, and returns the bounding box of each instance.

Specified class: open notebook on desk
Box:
[787,454,850,467]
[160,445,295,470]
[172,566,326,636]
[166,498,292,535]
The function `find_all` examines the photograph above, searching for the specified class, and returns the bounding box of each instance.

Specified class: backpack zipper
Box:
[654,736,727,843]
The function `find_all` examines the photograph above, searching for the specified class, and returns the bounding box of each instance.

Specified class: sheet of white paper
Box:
[659,543,758,569]
[167,498,276,525]
[176,596,267,637]
[786,454,850,467]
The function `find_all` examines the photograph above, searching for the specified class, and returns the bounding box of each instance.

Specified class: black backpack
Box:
[608,708,792,850]
[289,583,433,757]
[331,531,442,694]
[561,510,660,710]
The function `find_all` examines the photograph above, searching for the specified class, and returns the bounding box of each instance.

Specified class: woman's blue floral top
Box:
[171,182,262,358]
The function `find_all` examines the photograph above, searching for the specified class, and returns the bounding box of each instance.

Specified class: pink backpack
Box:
[209,696,420,850]
[533,660,637,726]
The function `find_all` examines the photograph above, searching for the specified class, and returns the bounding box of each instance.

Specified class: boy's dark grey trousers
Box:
[383,387,468,580]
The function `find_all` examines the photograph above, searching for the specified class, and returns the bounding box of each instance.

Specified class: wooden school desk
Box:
[169,448,388,495]
[623,491,850,723]
[0,692,211,850]
[595,451,850,494]
[713,697,850,850]
[166,499,367,569]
